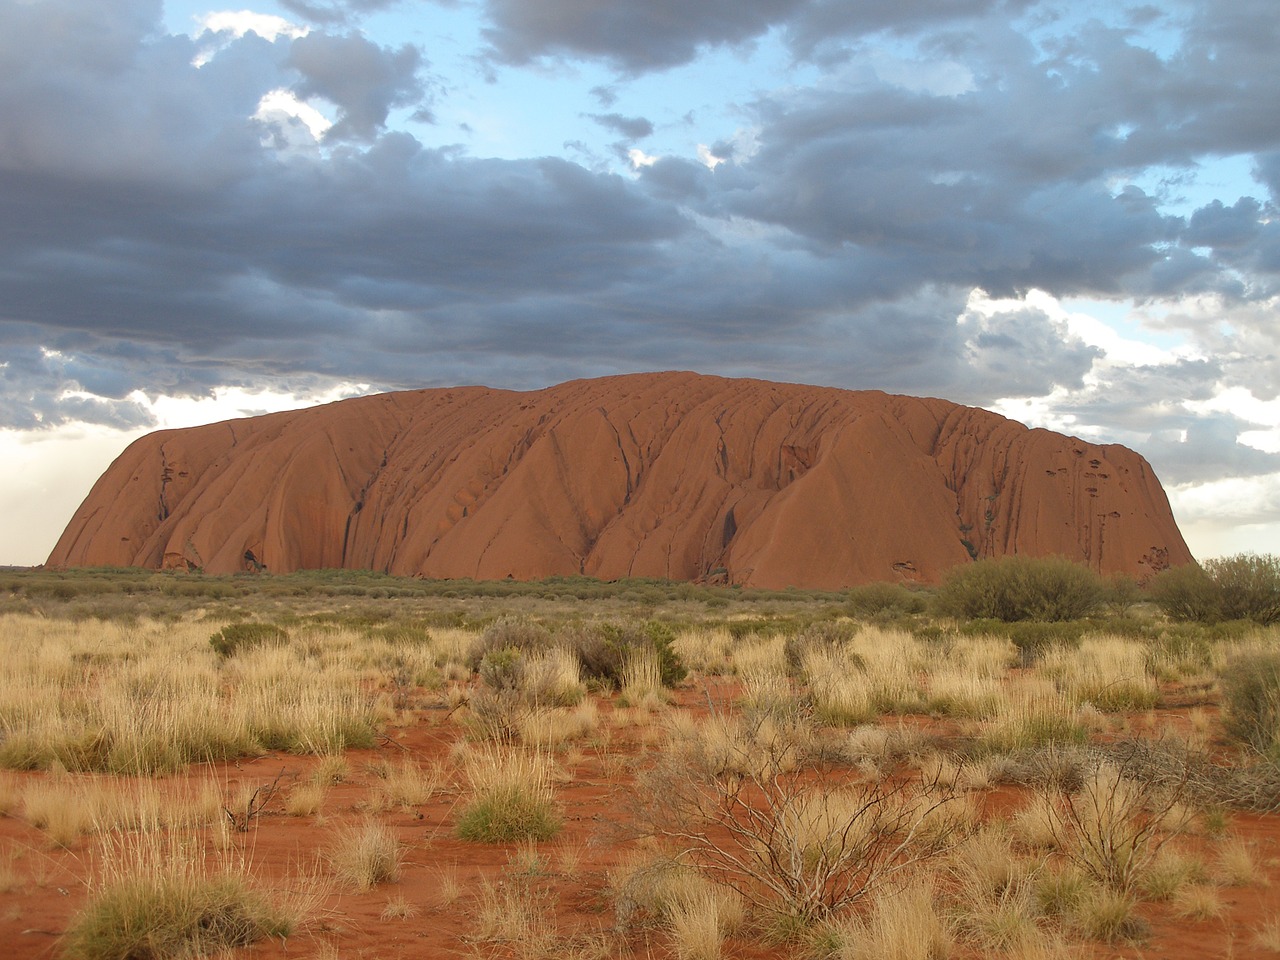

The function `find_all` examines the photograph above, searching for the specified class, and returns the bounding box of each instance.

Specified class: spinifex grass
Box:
[61,831,315,960]
[0,616,377,774]
[455,745,561,842]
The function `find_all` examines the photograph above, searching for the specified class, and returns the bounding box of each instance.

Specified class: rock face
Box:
[48,372,1192,588]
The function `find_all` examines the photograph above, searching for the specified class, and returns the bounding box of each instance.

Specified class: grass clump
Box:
[328,820,402,890]
[61,834,308,960]
[456,747,560,842]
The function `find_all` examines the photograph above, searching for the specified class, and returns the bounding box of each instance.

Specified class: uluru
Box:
[47,372,1192,588]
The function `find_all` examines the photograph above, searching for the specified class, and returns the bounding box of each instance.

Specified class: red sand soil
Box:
[47,372,1191,588]
[3,679,1279,960]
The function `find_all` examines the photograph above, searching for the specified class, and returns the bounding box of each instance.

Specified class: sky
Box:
[2,0,1278,567]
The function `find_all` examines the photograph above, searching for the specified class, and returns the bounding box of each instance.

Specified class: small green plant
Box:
[466,616,552,670]
[208,622,288,658]
[845,582,927,619]
[564,620,687,689]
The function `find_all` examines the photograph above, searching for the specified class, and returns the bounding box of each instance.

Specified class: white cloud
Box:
[145,383,371,429]
[197,10,308,42]
[254,88,333,141]
[0,424,150,565]
[628,147,658,168]
[970,288,1182,369]
[1184,386,1280,452]
[192,10,308,67]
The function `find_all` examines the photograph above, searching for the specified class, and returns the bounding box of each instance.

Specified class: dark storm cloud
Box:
[288,33,427,141]
[783,0,1038,64]
[957,304,1101,399]
[279,0,406,25]
[477,0,807,72]
[473,0,1036,72]
[3,0,1280,467]
[1058,360,1222,435]
[587,113,654,140]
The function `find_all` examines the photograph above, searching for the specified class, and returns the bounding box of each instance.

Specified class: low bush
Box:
[456,748,560,842]
[782,621,856,677]
[936,556,1105,623]
[208,622,288,658]
[562,620,687,689]
[845,582,927,619]
[61,836,306,960]
[466,616,552,670]
[1218,651,1280,757]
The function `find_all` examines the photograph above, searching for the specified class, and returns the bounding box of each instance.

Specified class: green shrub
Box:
[1218,651,1280,757]
[455,786,561,842]
[1150,564,1221,622]
[208,623,288,658]
[935,556,1104,622]
[1210,554,1280,624]
[478,647,524,691]
[1151,554,1280,625]
[960,619,1086,664]
[782,620,856,676]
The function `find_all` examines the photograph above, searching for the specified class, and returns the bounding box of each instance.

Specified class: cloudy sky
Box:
[2,0,1278,566]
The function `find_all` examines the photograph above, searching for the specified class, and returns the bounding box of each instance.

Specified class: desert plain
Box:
[1,565,1279,960]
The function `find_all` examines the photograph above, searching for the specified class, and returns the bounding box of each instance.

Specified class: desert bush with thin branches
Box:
[633,711,965,923]
[1039,761,1187,894]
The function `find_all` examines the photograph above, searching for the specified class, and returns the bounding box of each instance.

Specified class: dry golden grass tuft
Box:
[368,757,441,811]
[831,875,952,960]
[328,820,403,890]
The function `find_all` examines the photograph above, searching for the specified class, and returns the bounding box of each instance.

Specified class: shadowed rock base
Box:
[47,372,1192,588]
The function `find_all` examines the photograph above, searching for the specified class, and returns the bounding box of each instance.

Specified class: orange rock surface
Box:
[47,372,1193,587]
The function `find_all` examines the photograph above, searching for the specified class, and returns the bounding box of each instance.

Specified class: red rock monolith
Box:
[47,372,1193,587]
